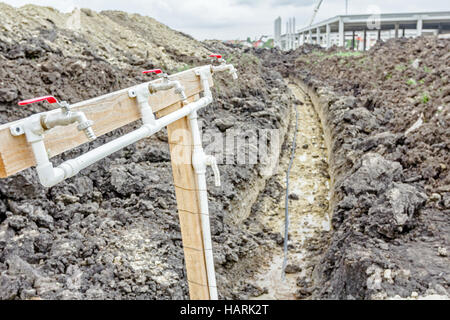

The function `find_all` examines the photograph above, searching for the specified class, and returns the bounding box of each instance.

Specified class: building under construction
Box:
[275,11,450,50]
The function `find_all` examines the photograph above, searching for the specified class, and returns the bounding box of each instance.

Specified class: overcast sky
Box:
[2,0,450,40]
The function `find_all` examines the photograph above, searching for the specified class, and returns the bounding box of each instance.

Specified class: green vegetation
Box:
[226,54,235,64]
[311,50,326,57]
[311,50,362,60]
[175,64,193,73]
[395,64,407,72]
[421,93,430,104]
[407,78,417,86]
[240,53,259,66]
[262,39,274,48]
[335,51,363,58]
[424,66,432,73]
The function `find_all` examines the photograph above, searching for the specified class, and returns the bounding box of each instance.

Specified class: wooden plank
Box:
[0,67,213,178]
[158,95,211,300]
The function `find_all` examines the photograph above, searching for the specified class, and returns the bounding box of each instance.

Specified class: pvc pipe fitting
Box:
[14,65,240,301]
[188,67,222,300]
[209,53,238,80]
[143,69,188,101]
[212,64,238,80]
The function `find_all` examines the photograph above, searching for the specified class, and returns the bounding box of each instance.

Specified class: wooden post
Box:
[156,95,210,300]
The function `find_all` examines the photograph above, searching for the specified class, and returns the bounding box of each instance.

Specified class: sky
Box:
[2,0,450,40]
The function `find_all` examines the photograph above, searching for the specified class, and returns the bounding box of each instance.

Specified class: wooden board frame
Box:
[0,66,215,300]
[0,67,213,178]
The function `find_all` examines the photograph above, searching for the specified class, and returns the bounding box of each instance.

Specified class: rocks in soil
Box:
[257,37,450,299]
[0,5,292,300]
[288,193,299,201]
[284,264,301,274]
[368,182,427,238]
[0,88,18,103]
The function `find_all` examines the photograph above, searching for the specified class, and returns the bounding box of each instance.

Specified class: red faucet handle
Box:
[209,54,222,59]
[18,95,58,106]
[142,69,163,75]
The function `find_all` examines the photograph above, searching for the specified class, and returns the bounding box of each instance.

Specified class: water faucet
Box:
[19,96,97,141]
[209,54,238,80]
[17,96,96,141]
[143,69,187,101]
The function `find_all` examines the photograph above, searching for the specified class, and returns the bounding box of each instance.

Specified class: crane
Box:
[309,0,324,26]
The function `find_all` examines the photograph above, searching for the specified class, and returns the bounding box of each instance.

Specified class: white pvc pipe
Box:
[31,66,223,301]
[189,110,218,300]
[34,95,211,187]
[31,140,65,187]
[212,64,238,80]
[189,71,218,300]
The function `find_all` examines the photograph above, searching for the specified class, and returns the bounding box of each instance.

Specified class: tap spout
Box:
[41,110,96,141]
[149,78,187,100]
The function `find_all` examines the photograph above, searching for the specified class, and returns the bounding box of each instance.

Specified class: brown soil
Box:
[0,3,448,301]
[256,37,449,299]
[0,5,294,300]
[248,83,331,300]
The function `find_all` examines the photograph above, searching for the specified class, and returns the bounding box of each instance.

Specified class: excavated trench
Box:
[1,4,447,301]
[246,82,331,300]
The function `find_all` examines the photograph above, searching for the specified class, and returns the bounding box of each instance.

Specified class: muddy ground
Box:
[248,83,331,300]
[0,4,448,301]
[0,5,293,300]
[256,37,449,299]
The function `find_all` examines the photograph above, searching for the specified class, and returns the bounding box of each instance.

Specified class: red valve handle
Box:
[209,54,222,59]
[142,69,163,75]
[18,95,58,106]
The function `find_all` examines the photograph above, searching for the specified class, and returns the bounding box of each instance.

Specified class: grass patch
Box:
[395,64,407,72]
[334,51,363,58]
[175,64,193,73]
[421,93,430,104]
[407,78,417,86]
[310,50,363,62]
[424,66,432,73]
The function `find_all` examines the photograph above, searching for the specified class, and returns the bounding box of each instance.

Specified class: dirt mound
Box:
[0,5,294,299]
[258,37,449,299]
[0,3,210,70]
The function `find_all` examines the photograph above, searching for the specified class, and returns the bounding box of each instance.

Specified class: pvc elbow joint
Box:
[211,64,238,80]
[174,82,187,100]
[230,66,238,80]
[192,148,221,187]
[36,163,65,187]
[205,155,221,187]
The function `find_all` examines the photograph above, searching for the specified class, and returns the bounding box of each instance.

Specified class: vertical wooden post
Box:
[157,95,210,300]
